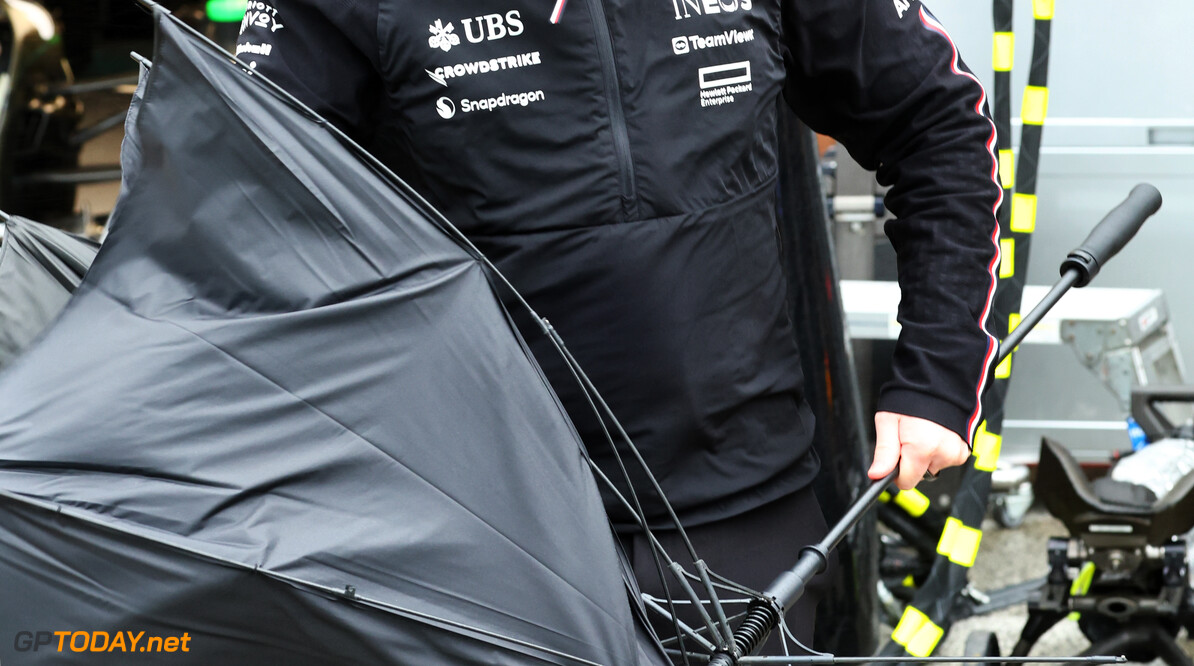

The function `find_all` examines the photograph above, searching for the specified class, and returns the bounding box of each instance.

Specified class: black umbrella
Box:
[0,9,668,665]
[0,215,98,368]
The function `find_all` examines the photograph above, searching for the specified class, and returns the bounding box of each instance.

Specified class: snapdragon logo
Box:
[461,90,545,113]
[434,90,546,120]
[436,97,457,119]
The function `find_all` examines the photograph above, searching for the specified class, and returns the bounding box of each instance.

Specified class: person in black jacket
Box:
[237,0,1000,652]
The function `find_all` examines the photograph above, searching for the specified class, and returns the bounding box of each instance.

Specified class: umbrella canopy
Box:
[0,9,667,665]
[0,216,98,367]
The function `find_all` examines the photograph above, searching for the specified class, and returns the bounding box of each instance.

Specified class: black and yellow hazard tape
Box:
[936,517,983,567]
[881,488,932,518]
[973,420,1002,472]
[878,3,1056,660]
[892,605,945,657]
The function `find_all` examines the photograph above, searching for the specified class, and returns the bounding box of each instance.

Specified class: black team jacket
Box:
[236,0,1002,530]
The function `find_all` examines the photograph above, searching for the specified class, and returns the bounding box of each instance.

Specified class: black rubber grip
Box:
[1060,183,1162,287]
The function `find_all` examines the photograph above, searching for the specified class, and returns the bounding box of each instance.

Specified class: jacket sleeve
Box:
[781,0,1002,446]
[235,0,381,142]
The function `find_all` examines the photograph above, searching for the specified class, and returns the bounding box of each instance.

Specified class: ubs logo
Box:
[429,11,525,52]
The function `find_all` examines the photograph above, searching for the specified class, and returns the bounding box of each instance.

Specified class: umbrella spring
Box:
[733,601,781,656]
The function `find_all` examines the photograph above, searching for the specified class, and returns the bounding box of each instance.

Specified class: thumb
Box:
[869,411,901,480]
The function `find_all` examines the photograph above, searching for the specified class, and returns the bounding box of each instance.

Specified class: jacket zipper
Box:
[584,0,638,219]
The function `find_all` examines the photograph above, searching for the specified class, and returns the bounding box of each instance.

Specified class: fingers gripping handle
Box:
[1060,184,1162,287]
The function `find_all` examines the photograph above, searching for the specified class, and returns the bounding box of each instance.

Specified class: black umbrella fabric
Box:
[0,10,666,665]
[0,216,98,368]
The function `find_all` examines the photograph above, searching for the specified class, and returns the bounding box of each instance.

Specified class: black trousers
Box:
[618,486,836,659]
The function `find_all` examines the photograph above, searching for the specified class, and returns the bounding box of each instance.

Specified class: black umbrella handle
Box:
[1060,184,1161,287]
[707,470,899,664]
[708,185,1164,665]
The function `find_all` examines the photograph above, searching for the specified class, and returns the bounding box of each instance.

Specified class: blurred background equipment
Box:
[1021,434,1194,666]
[1,0,84,230]
[3,1,234,236]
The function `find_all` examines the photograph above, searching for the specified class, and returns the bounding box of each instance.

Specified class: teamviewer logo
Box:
[672,36,690,54]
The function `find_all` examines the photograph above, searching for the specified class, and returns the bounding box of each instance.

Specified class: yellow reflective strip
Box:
[936,520,958,558]
[1033,0,1055,20]
[973,420,1002,472]
[994,353,1012,379]
[892,606,944,657]
[998,148,1015,190]
[992,32,1014,71]
[937,517,983,567]
[1021,86,1049,126]
[1070,561,1096,596]
[906,621,945,658]
[902,574,916,588]
[995,312,1025,377]
[1008,311,1023,351]
[894,488,930,518]
[880,491,892,503]
[891,606,927,645]
[1067,561,1096,621]
[999,238,1015,279]
[1010,192,1037,233]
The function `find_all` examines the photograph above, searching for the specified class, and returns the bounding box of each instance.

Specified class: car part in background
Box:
[1063,292,1189,423]
[1009,434,1194,666]
[0,0,84,231]
[6,1,245,236]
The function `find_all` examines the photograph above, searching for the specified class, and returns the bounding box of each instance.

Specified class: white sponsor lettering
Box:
[428,51,542,86]
[672,28,754,54]
[461,90,545,113]
[245,0,277,15]
[699,82,752,107]
[432,11,524,50]
[436,90,546,119]
[670,0,752,20]
[235,42,273,57]
[240,2,284,34]
[697,61,752,107]
[894,0,912,18]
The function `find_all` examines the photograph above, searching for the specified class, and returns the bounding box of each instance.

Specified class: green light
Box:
[206,0,248,23]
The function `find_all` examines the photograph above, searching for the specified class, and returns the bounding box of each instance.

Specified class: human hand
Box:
[867,411,971,490]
